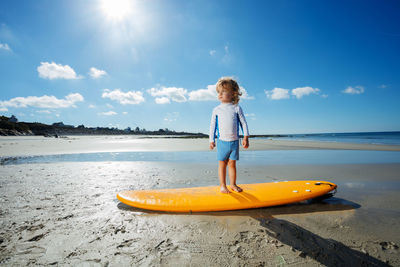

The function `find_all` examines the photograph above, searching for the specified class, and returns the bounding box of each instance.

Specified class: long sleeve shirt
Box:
[209,103,249,143]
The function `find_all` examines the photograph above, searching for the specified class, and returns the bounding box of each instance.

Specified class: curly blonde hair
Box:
[216,77,242,104]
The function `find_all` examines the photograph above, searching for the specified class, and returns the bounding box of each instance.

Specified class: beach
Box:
[1,136,399,266]
[1,135,400,158]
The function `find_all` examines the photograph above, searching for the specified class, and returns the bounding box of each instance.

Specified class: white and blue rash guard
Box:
[209,103,249,143]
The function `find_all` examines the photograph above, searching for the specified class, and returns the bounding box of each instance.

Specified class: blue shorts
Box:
[217,139,239,161]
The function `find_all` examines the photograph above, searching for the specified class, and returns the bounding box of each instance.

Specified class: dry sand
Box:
[0,136,399,266]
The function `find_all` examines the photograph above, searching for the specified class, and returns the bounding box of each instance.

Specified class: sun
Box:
[100,0,132,21]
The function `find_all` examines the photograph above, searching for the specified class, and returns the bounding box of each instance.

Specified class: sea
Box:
[265,131,400,146]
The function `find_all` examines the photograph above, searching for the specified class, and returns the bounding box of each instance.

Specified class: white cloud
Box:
[378,84,387,89]
[88,104,96,109]
[155,97,170,104]
[0,43,11,51]
[106,103,114,109]
[102,89,145,105]
[245,113,256,120]
[342,86,364,95]
[188,84,253,101]
[89,67,107,79]
[265,88,290,100]
[240,87,254,100]
[122,111,128,115]
[164,112,179,123]
[98,111,117,116]
[147,87,187,103]
[208,45,232,63]
[65,93,84,103]
[147,82,253,103]
[0,107,8,111]
[36,110,51,114]
[37,62,82,80]
[266,86,323,100]
[188,85,217,101]
[0,93,84,109]
[292,86,320,99]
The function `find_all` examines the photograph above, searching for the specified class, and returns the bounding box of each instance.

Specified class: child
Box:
[209,77,249,194]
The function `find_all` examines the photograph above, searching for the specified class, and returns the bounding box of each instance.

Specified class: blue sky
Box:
[1,0,399,134]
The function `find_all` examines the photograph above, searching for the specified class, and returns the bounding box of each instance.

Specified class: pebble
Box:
[298,251,307,258]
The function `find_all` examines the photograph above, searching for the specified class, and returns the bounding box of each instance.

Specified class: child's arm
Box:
[237,106,249,137]
[237,106,249,148]
[209,109,217,149]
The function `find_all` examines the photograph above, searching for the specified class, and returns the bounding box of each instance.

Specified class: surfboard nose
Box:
[315,181,337,188]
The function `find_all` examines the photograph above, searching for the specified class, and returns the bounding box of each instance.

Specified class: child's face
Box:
[218,88,233,103]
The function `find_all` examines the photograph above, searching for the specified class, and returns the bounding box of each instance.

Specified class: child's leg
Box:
[218,160,230,193]
[228,160,243,192]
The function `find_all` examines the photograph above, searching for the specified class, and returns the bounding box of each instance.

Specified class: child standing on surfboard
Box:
[209,77,250,194]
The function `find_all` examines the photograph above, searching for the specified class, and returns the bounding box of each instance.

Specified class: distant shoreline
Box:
[0,115,207,137]
[0,116,305,139]
[1,115,399,140]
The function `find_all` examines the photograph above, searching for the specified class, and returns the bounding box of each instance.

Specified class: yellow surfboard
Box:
[117,180,337,212]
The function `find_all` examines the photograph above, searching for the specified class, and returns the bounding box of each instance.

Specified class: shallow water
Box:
[2,150,400,165]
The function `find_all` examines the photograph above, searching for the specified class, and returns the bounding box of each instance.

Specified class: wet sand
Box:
[0,136,399,266]
[0,135,400,157]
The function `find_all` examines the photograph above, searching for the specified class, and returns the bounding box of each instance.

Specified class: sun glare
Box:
[100,0,132,21]
[97,0,154,42]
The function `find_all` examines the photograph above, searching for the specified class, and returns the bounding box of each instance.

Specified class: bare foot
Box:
[231,185,243,193]
[220,186,231,194]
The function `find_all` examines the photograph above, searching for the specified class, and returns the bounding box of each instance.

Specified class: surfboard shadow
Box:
[116,198,390,266]
[255,217,390,267]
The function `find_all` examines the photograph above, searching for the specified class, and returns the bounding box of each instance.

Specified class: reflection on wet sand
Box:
[1,160,399,265]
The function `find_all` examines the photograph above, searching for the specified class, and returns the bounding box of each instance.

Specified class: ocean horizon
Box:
[261,131,400,146]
